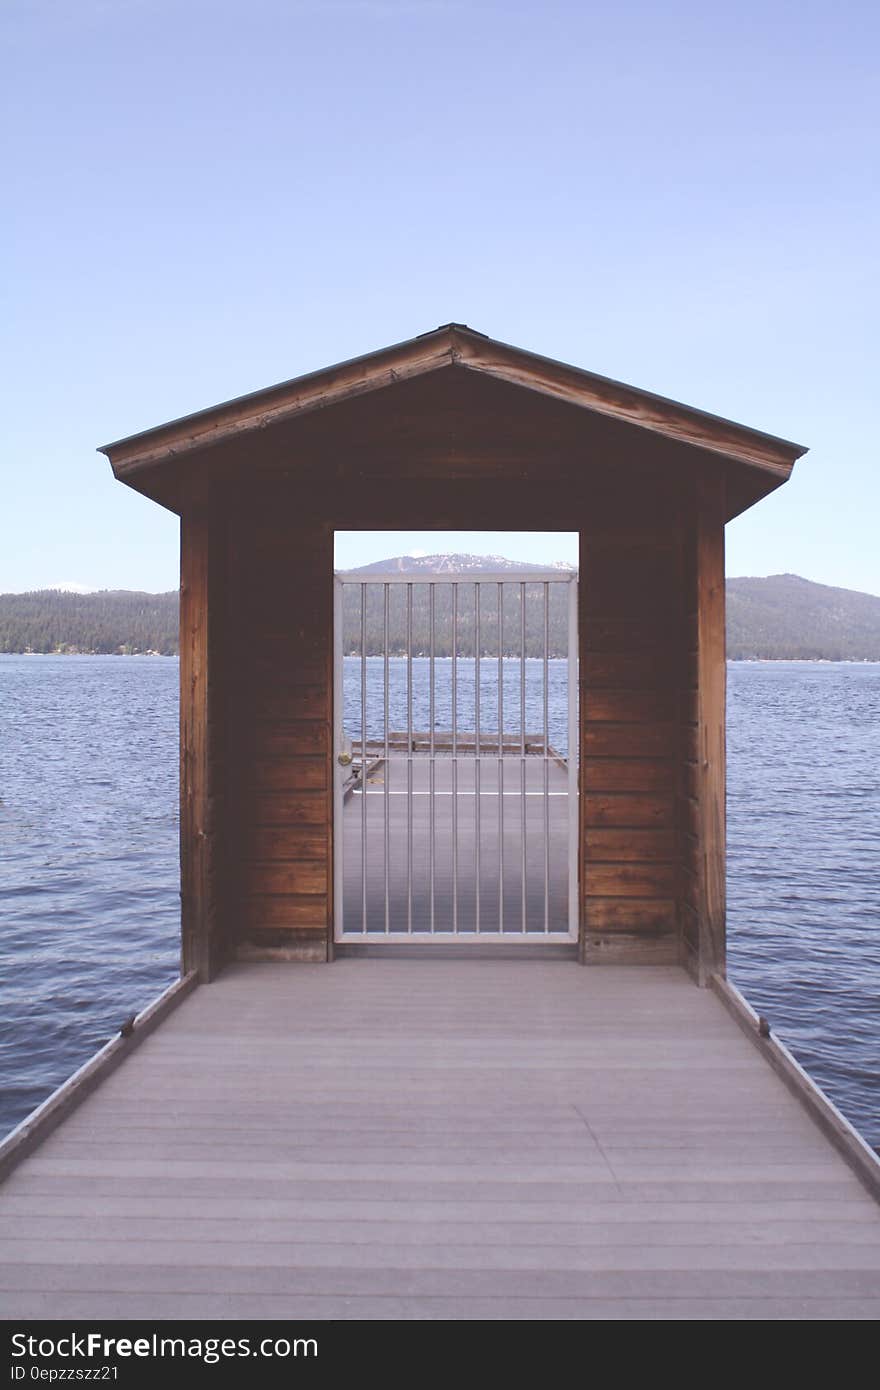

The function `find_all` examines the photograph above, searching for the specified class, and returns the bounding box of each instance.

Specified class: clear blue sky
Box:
[4,0,878,594]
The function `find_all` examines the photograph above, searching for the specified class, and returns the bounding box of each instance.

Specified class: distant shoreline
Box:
[3,569,880,662]
[3,652,880,665]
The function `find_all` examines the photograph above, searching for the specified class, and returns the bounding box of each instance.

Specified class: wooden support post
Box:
[694,471,727,982]
[180,508,227,980]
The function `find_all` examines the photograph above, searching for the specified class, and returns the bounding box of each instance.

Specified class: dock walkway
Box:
[2,961,879,1320]
[342,753,573,934]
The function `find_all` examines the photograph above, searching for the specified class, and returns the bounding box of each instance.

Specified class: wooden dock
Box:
[341,754,573,935]
[1,960,878,1320]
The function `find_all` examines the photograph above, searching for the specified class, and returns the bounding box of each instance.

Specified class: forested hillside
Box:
[726,575,880,660]
[0,590,178,655]
[2,569,879,660]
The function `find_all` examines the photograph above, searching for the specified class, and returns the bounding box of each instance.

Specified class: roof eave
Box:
[99,323,807,483]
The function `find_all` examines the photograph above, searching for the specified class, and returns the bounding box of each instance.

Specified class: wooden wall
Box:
[180,456,728,975]
[224,508,334,964]
[579,508,685,965]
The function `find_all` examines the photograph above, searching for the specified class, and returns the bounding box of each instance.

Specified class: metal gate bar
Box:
[334,571,578,942]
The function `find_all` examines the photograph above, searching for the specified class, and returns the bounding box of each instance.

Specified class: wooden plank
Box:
[243,827,326,861]
[581,932,679,964]
[582,650,677,687]
[241,723,327,759]
[244,686,326,722]
[249,793,328,826]
[230,654,328,687]
[584,829,675,861]
[240,896,330,929]
[241,759,328,792]
[583,760,676,793]
[584,866,677,897]
[584,899,678,932]
[585,690,678,723]
[580,618,680,652]
[239,860,327,897]
[581,577,680,620]
[583,793,674,828]
[583,725,677,758]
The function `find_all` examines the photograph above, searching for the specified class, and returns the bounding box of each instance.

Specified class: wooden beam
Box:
[456,339,801,478]
[179,510,227,979]
[106,342,457,473]
[693,470,727,981]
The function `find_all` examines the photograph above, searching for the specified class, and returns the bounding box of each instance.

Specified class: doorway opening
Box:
[333,536,578,943]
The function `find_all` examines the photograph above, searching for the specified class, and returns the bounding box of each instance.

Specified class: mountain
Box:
[341,554,575,656]
[350,553,576,576]
[1,565,879,660]
[727,574,880,660]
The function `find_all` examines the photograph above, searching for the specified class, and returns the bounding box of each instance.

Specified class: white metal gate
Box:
[333,572,578,942]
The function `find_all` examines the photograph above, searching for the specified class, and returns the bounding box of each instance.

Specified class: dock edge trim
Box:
[0,971,199,1186]
[712,973,880,1204]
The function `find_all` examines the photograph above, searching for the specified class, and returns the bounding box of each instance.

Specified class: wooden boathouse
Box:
[3,325,880,1322]
[100,323,805,978]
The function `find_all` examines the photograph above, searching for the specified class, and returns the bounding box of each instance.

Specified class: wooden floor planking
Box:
[1,960,878,1320]
[342,757,573,934]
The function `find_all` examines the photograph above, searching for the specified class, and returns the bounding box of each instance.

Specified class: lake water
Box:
[1,655,877,1148]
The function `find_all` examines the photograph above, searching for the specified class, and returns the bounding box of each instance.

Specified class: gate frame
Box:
[332,570,579,944]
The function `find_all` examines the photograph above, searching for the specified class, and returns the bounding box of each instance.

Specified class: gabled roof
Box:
[100,322,807,488]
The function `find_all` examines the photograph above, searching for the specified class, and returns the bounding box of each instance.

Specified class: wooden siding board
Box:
[580,760,677,793]
[582,650,679,688]
[584,866,677,897]
[585,690,678,723]
[583,725,678,758]
[584,794,675,829]
[240,897,331,929]
[584,829,676,862]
